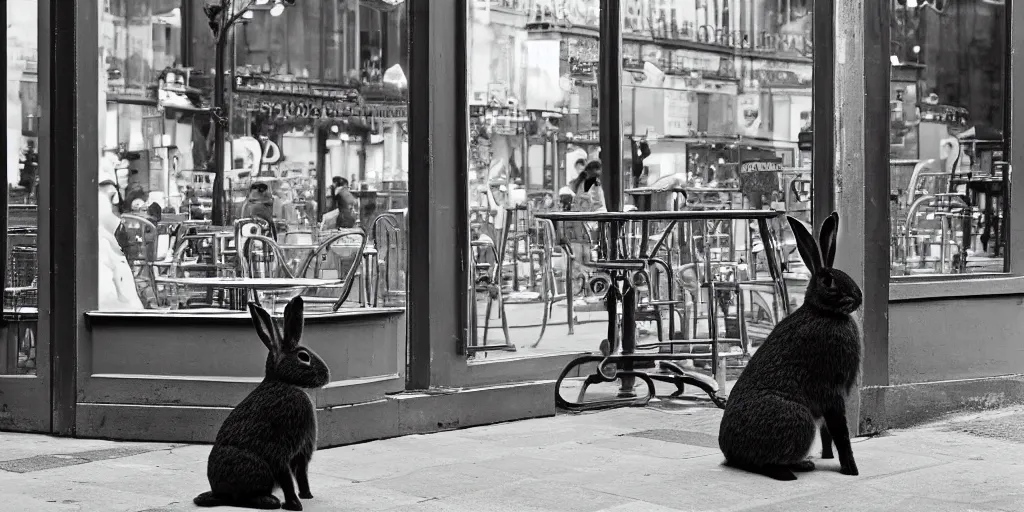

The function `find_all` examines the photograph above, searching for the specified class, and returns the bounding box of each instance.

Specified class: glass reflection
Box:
[5,0,41,374]
[95,0,409,313]
[889,0,1009,276]
[466,0,815,395]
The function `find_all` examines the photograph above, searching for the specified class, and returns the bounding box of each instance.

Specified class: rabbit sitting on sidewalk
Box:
[718,212,863,481]
[194,296,331,510]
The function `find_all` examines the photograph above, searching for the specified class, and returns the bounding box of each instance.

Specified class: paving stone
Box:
[745,492,994,512]
[944,410,1024,444]
[1,407,1023,511]
[444,479,632,512]
[0,455,90,473]
[595,501,689,512]
[365,462,531,500]
[621,428,721,449]
[862,460,1024,507]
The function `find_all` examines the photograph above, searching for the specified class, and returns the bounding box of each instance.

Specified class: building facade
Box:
[2,0,1022,442]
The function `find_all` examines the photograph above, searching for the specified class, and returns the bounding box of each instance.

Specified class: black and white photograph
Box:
[2,0,1022,510]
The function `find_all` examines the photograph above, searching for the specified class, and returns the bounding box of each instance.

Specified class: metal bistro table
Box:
[535,209,791,411]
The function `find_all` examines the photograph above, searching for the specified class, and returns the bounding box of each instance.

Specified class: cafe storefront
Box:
[3,0,1023,442]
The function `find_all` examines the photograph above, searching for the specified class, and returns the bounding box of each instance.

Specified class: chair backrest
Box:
[944,139,965,194]
[233,217,271,271]
[298,228,367,311]
[906,159,945,204]
[240,234,296,279]
[120,214,159,262]
[369,214,403,303]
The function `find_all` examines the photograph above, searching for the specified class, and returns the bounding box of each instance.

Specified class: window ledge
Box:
[85,307,404,325]
[890,275,1024,302]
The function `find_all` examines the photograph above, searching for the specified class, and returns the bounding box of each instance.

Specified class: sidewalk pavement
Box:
[2,403,1023,512]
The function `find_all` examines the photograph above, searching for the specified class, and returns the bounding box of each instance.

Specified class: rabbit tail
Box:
[719,394,817,478]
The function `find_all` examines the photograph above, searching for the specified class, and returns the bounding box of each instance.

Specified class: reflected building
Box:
[468,0,813,204]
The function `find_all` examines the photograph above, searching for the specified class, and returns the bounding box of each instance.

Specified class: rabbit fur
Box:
[194,296,331,510]
[718,212,863,481]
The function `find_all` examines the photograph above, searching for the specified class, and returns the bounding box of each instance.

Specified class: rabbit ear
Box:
[787,216,822,274]
[818,211,839,269]
[281,296,305,350]
[248,302,279,353]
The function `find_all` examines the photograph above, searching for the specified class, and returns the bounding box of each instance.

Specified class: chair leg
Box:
[655,312,664,342]
[483,292,493,346]
[531,300,551,349]
[496,289,513,349]
[737,290,749,356]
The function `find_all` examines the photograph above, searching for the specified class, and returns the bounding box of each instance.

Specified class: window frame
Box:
[888,0,1023,301]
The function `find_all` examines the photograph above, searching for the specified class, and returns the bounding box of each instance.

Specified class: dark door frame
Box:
[812,0,835,228]
[0,0,80,435]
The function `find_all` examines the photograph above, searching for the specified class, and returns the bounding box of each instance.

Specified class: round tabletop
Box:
[535,209,784,222]
[155,277,344,290]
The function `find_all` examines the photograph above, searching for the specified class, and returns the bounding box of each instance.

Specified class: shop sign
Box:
[740,161,783,174]
[106,84,150,99]
[529,0,599,27]
[623,56,646,73]
[919,103,969,126]
[664,75,737,95]
[234,75,362,103]
[237,96,408,121]
[568,60,597,79]
[751,69,806,88]
[745,61,812,89]
[650,19,811,58]
[563,36,599,79]
[696,28,812,57]
[666,49,720,74]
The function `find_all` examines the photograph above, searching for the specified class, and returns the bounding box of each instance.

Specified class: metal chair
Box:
[296,229,368,312]
[119,214,160,308]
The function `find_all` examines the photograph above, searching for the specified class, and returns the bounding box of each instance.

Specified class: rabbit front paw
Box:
[283,498,303,511]
[840,462,859,476]
[299,491,313,500]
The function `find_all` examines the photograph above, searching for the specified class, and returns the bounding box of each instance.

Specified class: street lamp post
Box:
[206,0,293,225]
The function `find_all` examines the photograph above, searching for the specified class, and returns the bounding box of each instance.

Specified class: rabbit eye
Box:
[297,351,311,364]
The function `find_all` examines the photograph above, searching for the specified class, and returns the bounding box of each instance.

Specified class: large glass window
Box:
[889,0,1009,277]
[466,1,606,359]
[465,0,815,389]
[95,0,409,314]
[4,0,41,375]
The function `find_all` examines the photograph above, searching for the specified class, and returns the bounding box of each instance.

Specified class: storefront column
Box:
[833,0,892,436]
[406,0,467,389]
[45,0,101,435]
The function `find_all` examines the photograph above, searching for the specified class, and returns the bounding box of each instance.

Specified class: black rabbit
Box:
[718,212,863,481]
[194,296,331,510]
